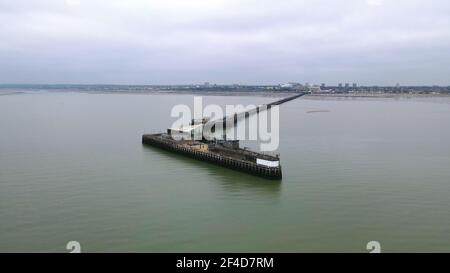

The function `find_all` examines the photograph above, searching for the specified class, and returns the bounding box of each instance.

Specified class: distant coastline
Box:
[1,84,449,98]
[0,91,25,96]
[306,93,450,99]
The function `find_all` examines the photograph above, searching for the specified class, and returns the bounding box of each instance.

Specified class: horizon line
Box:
[1,83,450,87]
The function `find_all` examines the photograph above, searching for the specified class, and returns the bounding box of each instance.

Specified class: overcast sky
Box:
[0,0,449,85]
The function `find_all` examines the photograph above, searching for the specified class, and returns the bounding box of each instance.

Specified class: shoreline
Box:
[1,88,449,99]
[305,93,450,99]
[0,91,25,96]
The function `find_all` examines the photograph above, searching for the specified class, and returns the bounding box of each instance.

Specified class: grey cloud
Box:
[0,0,449,85]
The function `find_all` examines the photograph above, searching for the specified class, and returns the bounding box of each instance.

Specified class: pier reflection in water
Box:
[142,144,282,200]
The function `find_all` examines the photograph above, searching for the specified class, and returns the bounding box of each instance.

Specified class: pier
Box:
[142,134,282,179]
[142,93,307,179]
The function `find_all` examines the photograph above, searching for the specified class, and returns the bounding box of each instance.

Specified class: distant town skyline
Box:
[1,0,450,85]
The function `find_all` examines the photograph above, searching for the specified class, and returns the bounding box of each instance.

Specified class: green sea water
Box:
[1,91,450,252]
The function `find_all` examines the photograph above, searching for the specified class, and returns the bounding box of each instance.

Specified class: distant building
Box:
[321,83,326,89]
[280,83,293,88]
[338,83,343,89]
[310,85,321,93]
[345,83,350,89]
[352,83,357,88]
[280,82,303,89]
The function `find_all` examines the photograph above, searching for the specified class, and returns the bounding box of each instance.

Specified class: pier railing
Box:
[143,134,282,179]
